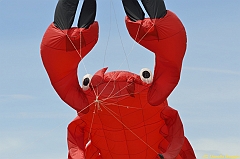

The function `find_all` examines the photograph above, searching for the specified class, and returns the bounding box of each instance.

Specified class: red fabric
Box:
[41,10,195,159]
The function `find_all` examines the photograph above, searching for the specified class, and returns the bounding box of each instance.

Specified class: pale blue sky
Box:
[0,0,240,159]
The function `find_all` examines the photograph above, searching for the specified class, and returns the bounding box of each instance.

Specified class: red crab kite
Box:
[41,0,196,158]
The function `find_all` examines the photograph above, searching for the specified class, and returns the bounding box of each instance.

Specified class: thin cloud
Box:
[0,94,35,100]
[184,67,240,75]
[1,112,74,119]
[0,94,34,102]
[0,137,25,153]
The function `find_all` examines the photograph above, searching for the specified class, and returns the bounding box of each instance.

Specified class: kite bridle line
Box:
[95,0,156,99]
[110,0,130,71]
[102,1,112,68]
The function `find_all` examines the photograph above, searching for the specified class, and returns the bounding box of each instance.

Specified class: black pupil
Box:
[83,78,90,86]
[142,71,150,78]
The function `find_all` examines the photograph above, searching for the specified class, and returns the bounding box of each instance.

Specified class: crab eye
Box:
[140,68,153,84]
[82,74,92,91]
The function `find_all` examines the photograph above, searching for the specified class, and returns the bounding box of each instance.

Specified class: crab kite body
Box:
[41,0,196,158]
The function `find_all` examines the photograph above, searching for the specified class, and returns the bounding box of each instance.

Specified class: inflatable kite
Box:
[41,0,196,158]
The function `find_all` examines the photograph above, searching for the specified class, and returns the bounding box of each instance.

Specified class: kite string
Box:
[64,32,88,73]
[65,32,99,99]
[105,8,155,76]
[102,0,112,67]
[103,102,143,110]
[95,0,140,100]
[96,22,155,102]
[110,0,130,71]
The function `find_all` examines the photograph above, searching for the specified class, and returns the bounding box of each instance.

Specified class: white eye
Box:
[140,68,153,84]
[82,74,92,91]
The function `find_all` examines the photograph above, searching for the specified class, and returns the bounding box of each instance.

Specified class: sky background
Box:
[0,0,240,159]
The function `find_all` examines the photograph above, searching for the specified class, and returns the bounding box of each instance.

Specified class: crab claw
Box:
[124,1,187,105]
[41,0,98,111]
